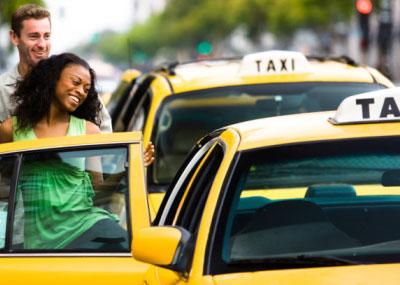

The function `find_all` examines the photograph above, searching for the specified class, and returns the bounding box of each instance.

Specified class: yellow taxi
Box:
[107,68,142,123]
[112,50,394,204]
[0,132,151,284]
[133,87,400,284]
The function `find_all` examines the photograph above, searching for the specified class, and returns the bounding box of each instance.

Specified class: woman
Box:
[0,53,152,250]
[0,53,154,161]
[0,53,102,141]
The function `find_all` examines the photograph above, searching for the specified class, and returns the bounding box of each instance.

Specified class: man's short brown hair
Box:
[11,4,50,37]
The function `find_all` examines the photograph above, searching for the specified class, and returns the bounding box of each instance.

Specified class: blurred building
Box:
[348,0,400,83]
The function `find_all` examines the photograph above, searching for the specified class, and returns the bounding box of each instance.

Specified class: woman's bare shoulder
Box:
[0,118,13,143]
[86,121,101,135]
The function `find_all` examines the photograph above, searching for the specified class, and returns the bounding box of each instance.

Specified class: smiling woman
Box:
[0,52,102,143]
[0,53,131,250]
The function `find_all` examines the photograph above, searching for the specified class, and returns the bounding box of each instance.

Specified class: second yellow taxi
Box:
[111,50,394,208]
[133,87,400,284]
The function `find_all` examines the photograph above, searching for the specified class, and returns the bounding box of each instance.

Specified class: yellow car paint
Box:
[0,132,151,285]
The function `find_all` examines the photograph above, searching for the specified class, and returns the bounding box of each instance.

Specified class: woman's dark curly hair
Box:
[12,52,102,131]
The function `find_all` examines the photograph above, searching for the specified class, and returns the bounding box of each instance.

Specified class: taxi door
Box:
[141,130,240,285]
[0,132,151,285]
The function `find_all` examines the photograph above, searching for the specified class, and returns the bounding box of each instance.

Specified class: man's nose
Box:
[36,37,47,48]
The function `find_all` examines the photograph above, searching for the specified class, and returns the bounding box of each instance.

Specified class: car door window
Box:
[126,90,151,131]
[110,78,136,124]
[174,144,224,232]
[156,139,219,225]
[7,147,130,253]
[120,76,154,132]
[160,143,224,271]
[0,156,18,250]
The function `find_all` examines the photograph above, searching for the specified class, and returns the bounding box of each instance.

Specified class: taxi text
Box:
[356,97,400,119]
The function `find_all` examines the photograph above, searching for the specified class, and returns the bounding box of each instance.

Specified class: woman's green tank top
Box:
[13,116,116,249]
[12,115,85,140]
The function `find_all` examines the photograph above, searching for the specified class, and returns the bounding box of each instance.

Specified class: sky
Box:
[46,0,134,53]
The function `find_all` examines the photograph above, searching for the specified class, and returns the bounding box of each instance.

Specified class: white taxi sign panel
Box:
[239,50,312,76]
[329,87,400,125]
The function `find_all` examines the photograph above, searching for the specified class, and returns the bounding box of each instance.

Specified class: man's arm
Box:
[0,88,11,123]
[98,99,112,133]
[0,69,17,123]
[0,118,13,143]
[86,121,104,188]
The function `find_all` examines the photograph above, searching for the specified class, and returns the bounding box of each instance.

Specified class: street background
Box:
[1,0,400,87]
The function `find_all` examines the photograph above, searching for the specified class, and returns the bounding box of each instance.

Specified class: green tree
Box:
[96,0,357,65]
[0,0,46,29]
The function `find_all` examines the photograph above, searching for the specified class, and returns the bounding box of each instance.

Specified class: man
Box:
[0,4,112,132]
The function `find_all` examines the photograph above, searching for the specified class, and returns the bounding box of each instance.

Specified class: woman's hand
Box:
[144,142,155,167]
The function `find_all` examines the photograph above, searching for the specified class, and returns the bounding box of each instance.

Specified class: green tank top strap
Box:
[12,115,86,141]
[67,115,86,136]
[12,116,36,141]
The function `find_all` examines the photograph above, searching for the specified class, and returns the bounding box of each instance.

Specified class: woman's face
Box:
[54,64,91,113]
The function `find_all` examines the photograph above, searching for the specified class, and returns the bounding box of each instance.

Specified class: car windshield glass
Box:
[152,82,385,184]
[223,137,400,267]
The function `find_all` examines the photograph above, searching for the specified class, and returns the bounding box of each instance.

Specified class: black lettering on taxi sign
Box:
[329,88,400,125]
[255,58,296,73]
[239,51,311,76]
[356,97,400,119]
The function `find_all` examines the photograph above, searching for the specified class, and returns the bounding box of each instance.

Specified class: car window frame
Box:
[173,142,225,231]
[207,135,400,275]
[110,77,137,125]
[114,75,155,132]
[126,88,152,132]
[156,137,221,226]
[0,143,134,256]
[0,154,20,251]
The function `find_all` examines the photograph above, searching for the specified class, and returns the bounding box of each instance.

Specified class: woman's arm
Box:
[0,118,13,143]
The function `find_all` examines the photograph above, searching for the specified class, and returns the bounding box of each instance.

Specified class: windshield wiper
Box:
[229,254,361,267]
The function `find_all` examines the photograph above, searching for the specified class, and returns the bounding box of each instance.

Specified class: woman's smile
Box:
[69,94,81,105]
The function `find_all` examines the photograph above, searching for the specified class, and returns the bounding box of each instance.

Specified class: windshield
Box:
[152,82,385,185]
[221,137,400,270]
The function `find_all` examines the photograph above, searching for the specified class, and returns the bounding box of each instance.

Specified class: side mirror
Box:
[133,226,191,272]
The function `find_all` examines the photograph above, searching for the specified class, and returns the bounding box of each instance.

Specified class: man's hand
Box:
[144,142,155,167]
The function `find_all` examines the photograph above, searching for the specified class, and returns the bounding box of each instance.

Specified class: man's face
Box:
[10,17,51,69]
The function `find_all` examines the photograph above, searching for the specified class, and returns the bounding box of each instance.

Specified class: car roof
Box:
[228,87,400,151]
[155,52,393,94]
[228,87,400,150]
[231,110,400,151]
[121,68,142,83]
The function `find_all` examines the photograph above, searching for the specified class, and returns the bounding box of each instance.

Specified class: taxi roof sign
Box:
[239,50,312,76]
[329,87,400,125]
